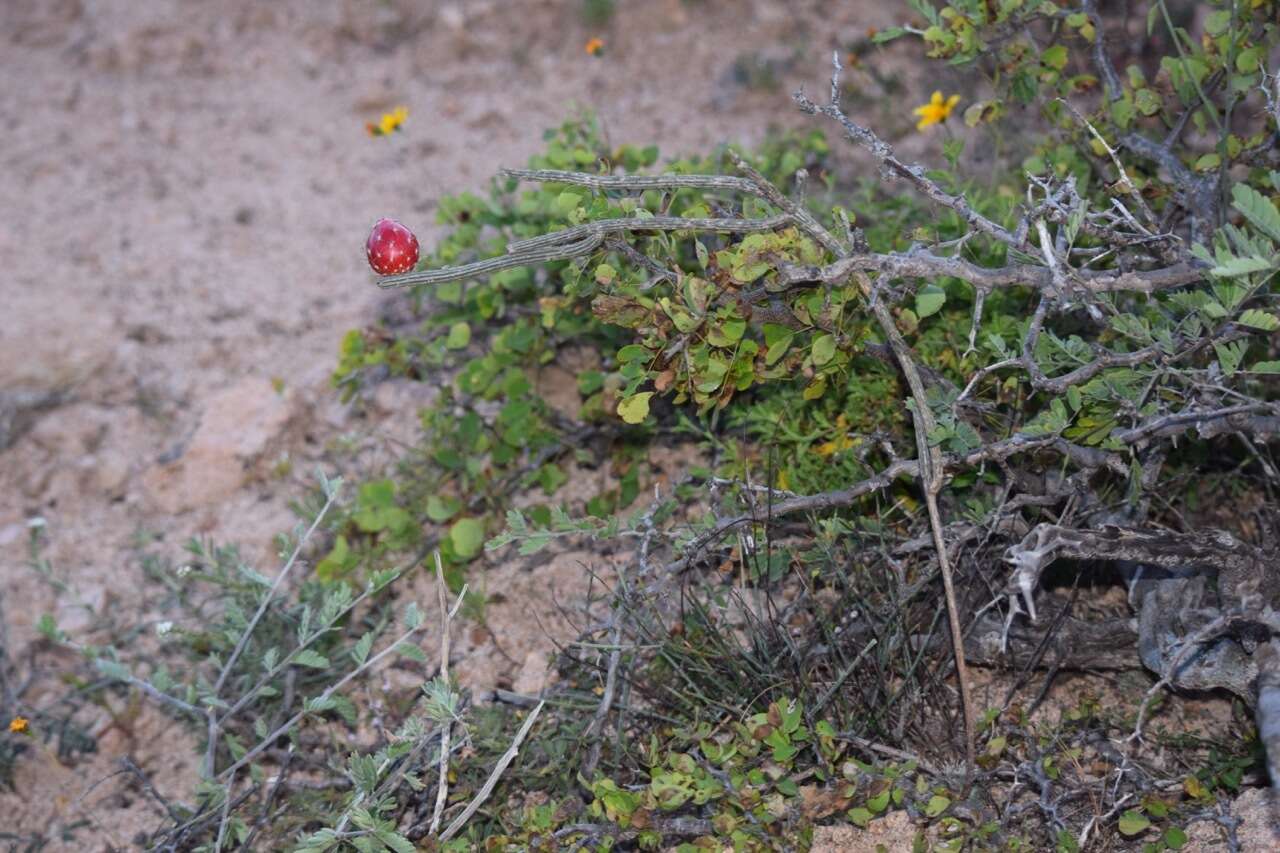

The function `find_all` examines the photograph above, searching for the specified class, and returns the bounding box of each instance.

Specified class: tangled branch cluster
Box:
[381,46,1280,798]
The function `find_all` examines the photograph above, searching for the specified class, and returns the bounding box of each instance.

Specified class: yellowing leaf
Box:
[1183,775,1207,799]
[816,435,856,457]
[617,392,654,424]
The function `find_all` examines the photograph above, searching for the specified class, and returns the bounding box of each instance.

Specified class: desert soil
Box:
[2,1,1273,850]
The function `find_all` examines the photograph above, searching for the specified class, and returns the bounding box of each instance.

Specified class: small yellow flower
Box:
[367,106,408,137]
[585,37,604,57]
[8,716,28,734]
[913,91,961,131]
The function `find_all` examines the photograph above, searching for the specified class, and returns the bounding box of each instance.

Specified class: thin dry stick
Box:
[438,699,546,842]
[862,269,978,786]
[581,608,625,781]
[429,551,453,837]
[213,771,235,853]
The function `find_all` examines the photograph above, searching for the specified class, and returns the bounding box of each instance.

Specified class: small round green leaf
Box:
[445,322,471,350]
[617,392,654,425]
[449,518,485,559]
[811,334,837,366]
[1117,810,1151,837]
[915,285,947,319]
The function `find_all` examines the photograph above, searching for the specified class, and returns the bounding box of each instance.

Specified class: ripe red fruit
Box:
[365,218,419,275]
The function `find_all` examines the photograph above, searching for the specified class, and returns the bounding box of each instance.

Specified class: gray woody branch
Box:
[374,169,1207,298]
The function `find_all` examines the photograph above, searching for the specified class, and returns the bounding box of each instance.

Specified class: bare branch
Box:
[438,700,546,842]
[794,57,1022,249]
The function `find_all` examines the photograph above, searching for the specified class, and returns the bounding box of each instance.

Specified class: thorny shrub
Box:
[7,0,1280,850]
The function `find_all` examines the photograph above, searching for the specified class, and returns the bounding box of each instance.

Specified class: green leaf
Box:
[616,344,651,363]
[1041,44,1068,71]
[1213,340,1244,373]
[915,285,946,318]
[1066,386,1082,412]
[426,494,462,523]
[293,649,330,669]
[449,518,485,559]
[706,318,747,347]
[445,322,471,350]
[942,138,964,168]
[375,830,417,853]
[1118,810,1151,837]
[1236,47,1263,75]
[617,392,654,424]
[811,334,837,366]
[1250,361,1280,374]
[397,641,428,663]
[555,191,583,214]
[1204,10,1231,35]
[847,806,873,827]
[765,328,795,366]
[1210,256,1272,277]
[1134,88,1161,116]
[1237,309,1280,331]
[924,795,950,817]
[1194,153,1221,172]
[1110,97,1135,130]
[1232,183,1280,244]
[872,26,907,44]
[317,535,358,581]
[1164,826,1188,849]
[351,633,374,666]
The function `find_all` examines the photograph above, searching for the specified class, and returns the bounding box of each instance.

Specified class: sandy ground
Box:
[5,2,1270,850]
[0,0,935,847]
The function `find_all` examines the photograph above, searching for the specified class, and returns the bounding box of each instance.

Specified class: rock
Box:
[54,581,107,636]
[141,377,300,514]
[533,365,580,420]
[92,449,132,498]
[0,389,66,452]
[0,523,24,548]
[811,811,915,853]
[26,402,109,455]
[370,377,437,417]
[0,293,117,392]
[0,291,118,451]
[1230,787,1280,852]
[512,649,554,696]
